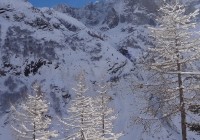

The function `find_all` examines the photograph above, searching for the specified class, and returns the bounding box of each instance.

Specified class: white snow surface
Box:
[0,0,199,140]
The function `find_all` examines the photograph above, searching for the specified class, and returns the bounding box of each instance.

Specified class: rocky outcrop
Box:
[103,8,119,28]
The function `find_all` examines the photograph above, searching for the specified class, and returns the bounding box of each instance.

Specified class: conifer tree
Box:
[94,81,122,140]
[143,1,200,140]
[61,73,101,140]
[11,84,58,140]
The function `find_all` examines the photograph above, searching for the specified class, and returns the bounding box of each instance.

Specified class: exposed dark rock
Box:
[25,17,51,30]
[58,19,79,32]
[108,60,127,75]
[87,31,104,41]
[24,59,48,77]
[13,13,25,22]
[62,93,71,99]
[90,44,101,54]
[0,69,6,76]
[2,26,59,62]
[1,62,21,77]
[0,6,13,14]
[100,26,109,31]
[109,76,120,83]
[119,48,131,60]
[91,55,102,61]
[103,8,119,29]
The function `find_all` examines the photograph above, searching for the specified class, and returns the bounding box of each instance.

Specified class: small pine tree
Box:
[61,73,101,140]
[94,81,122,140]
[11,84,58,140]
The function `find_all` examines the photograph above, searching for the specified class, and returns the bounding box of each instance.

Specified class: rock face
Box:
[0,1,135,139]
[103,7,119,28]
[0,0,200,140]
[54,0,158,27]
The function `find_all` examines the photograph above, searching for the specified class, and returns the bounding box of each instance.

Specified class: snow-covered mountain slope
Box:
[0,0,199,140]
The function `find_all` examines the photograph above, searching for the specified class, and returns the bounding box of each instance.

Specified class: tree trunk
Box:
[81,98,84,140]
[33,121,36,140]
[177,62,187,140]
[102,95,105,136]
[81,129,84,140]
[33,99,36,140]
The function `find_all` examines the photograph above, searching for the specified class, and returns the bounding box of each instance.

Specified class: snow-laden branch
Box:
[11,84,58,140]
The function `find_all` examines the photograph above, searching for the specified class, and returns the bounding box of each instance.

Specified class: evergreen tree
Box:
[11,84,58,140]
[95,81,122,140]
[140,1,200,140]
[60,73,101,140]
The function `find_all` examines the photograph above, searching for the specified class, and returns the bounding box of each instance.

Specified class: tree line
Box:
[11,73,122,140]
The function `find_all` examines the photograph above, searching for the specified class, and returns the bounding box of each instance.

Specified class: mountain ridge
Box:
[0,0,200,139]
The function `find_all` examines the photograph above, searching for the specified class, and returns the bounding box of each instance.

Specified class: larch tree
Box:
[138,1,200,140]
[60,73,101,140]
[94,81,122,140]
[11,83,58,140]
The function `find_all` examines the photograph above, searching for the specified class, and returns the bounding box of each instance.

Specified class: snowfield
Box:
[0,0,200,140]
